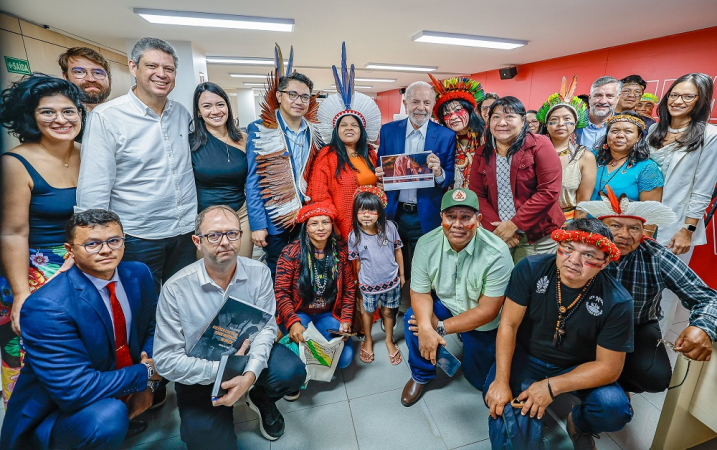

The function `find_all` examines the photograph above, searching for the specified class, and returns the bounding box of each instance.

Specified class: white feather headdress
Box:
[577,186,677,226]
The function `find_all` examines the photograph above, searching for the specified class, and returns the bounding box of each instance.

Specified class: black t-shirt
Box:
[506,254,634,368]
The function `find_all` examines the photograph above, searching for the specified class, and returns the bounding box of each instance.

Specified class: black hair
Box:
[577,94,590,107]
[648,73,714,153]
[564,218,614,242]
[297,224,339,307]
[437,98,485,136]
[482,96,529,162]
[330,114,374,178]
[351,192,387,246]
[190,82,243,152]
[0,73,86,143]
[545,104,578,150]
[65,209,123,242]
[526,109,546,135]
[620,74,647,90]
[476,92,500,114]
[278,71,313,93]
[595,111,650,165]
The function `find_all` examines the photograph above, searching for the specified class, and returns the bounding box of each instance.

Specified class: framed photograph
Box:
[381,151,434,191]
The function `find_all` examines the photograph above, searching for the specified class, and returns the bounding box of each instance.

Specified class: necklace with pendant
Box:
[39,143,71,168]
[553,268,596,347]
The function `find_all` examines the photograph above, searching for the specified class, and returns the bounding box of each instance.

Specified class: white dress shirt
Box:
[76,88,197,239]
[83,270,132,339]
[153,257,278,385]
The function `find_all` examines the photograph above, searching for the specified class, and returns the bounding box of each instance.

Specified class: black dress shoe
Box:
[124,419,148,440]
[148,383,167,410]
[401,379,427,407]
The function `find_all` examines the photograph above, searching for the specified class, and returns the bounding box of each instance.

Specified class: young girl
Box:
[347,186,405,365]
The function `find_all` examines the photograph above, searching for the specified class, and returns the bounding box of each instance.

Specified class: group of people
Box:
[0,34,716,450]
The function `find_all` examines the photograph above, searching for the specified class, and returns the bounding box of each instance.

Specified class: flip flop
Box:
[360,342,375,363]
[388,343,402,365]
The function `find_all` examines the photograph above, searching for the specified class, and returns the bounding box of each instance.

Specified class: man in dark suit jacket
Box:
[376,81,456,273]
[1,209,160,450]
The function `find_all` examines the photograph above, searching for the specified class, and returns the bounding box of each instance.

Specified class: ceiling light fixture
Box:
[412,30,527,50]
[331,85,372,89]
[230,73,269,78]
[133,8,294,32]
[354,77,396,83]
[243,82,267,86]
[207,56,287,65]
[365,63,437,72]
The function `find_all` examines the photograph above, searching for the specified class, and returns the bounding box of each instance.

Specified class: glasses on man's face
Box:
[70,67,108,80]
[196,230,242,244]
[557,244,605,267]
[279,90,311,103]
[620,89,643,98]
[36,108,80,123]
[667,93,698,103]
[74,237,125,254]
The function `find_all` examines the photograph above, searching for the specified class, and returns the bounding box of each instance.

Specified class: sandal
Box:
[360,342,375,363]
[388,343,402,365]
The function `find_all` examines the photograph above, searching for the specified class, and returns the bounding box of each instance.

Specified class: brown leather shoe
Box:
[401,379,427,407]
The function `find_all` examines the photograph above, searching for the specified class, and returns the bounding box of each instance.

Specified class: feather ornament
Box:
[427,75,485,119]
[576,185,677,226]
[536,75,588,129]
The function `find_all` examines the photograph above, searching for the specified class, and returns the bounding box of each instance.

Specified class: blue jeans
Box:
[484,346,633,437]
[281,311,354,370]
[404,298,497,390]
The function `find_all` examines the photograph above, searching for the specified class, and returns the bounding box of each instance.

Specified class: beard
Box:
[591,104,614,118]
[79,81,111,105]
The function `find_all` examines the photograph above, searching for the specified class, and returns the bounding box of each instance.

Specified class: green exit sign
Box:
[5,56,31,75]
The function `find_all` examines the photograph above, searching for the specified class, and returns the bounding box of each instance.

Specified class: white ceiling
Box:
[6,0,717,95]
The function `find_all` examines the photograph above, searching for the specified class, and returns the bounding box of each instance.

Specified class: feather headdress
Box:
[536,76,588,129]
[428,74,485,119]
[317,42,381,143]
[576,186,677,226]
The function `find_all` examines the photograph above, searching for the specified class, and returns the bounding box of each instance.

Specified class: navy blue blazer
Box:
[377,118,456,233]
[0,262,157,450]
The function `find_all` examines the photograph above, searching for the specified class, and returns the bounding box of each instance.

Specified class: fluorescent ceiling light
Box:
[207,56,286,65]
[412,31,527,50]
[243,82,267,86]
[134,8,294,32]
[230,73,268,78]
[365,63,437,72]
[331,85,372,89]
[355,77,396,83]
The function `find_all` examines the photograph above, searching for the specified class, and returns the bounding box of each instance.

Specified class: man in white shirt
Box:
[153,205,305,447]
[76,37,197,296]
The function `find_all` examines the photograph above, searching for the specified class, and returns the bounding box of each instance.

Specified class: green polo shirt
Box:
[410,226,514,331]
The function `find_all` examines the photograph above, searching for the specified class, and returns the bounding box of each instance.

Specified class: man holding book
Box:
[153,205,306,448]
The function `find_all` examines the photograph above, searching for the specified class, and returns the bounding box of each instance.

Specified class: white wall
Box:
[234,89,257,129]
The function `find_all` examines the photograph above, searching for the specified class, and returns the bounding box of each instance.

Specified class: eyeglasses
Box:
[70,67,108,80]
[557,244,606,267]
[196,230,242,244]
[620,89,643,98]
[667,93,698,102]
[35,108,81,123]
[73,237,125,254]
[278,90,311,103]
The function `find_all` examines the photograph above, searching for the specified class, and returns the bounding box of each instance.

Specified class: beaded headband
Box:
[551,229,621,262]
[640,93,659,104]
[297,201,338,223]
[607,114,646,131]
[354,185,388,208]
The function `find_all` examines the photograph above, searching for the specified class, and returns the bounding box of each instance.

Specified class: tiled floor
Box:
[2,304,717,449]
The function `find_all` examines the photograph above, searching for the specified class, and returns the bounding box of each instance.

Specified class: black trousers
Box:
[264,227,301,279]
[175,345,306,450]
[123,232,195,296]
[394,205,423,278]
[618,320,672,393]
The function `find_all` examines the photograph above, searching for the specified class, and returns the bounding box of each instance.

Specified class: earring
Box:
[603,143,609,150]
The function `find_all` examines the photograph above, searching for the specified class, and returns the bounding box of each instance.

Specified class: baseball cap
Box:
[441,188,479,212]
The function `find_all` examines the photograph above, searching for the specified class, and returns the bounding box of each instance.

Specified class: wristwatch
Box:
[147,380,160,393]
[435,321,447,337]
[143,361,155,380]
[682,223,697,232]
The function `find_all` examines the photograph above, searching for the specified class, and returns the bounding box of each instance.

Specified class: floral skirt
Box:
[0,245,67,405]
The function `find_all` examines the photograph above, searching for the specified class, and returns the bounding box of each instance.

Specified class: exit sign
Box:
[5,56,31,75]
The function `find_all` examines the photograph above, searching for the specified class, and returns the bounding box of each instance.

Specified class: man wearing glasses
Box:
[614,75,656,130]
[245,62,321,277]
[58,47,112,112]
[577,191,716,395]
[485,218,634,450]
[154,205,305,446]
[1,209,160,449]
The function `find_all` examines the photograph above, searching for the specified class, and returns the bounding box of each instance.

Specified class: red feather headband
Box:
[297,201,338,223]
[551,229,621,261]
[354,185,387,208]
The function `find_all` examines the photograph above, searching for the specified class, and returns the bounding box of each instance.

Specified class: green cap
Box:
[441,188,479,212]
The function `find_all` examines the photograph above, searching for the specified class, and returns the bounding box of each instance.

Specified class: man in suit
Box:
[0,209,160,450]
[376,81,456,276]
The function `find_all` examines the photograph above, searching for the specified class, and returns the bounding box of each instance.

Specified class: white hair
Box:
[405,81,434,100]
[590,76,622,96]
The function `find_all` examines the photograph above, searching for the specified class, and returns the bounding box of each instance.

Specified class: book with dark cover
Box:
[188,296,272,361]
[211,354,249,400]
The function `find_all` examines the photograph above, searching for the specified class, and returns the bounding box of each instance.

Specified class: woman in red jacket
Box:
[275,202,355,371]
[469,96,565,263]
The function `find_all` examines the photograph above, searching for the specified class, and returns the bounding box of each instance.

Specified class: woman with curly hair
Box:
[0,73,85,404]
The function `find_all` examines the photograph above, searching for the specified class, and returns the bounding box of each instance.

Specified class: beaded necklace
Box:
[553,268,596,347]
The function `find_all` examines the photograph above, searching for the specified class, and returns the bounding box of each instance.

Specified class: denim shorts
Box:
[362,284,401,313]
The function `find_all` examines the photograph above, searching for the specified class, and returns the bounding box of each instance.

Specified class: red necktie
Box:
[106,282,133,370]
